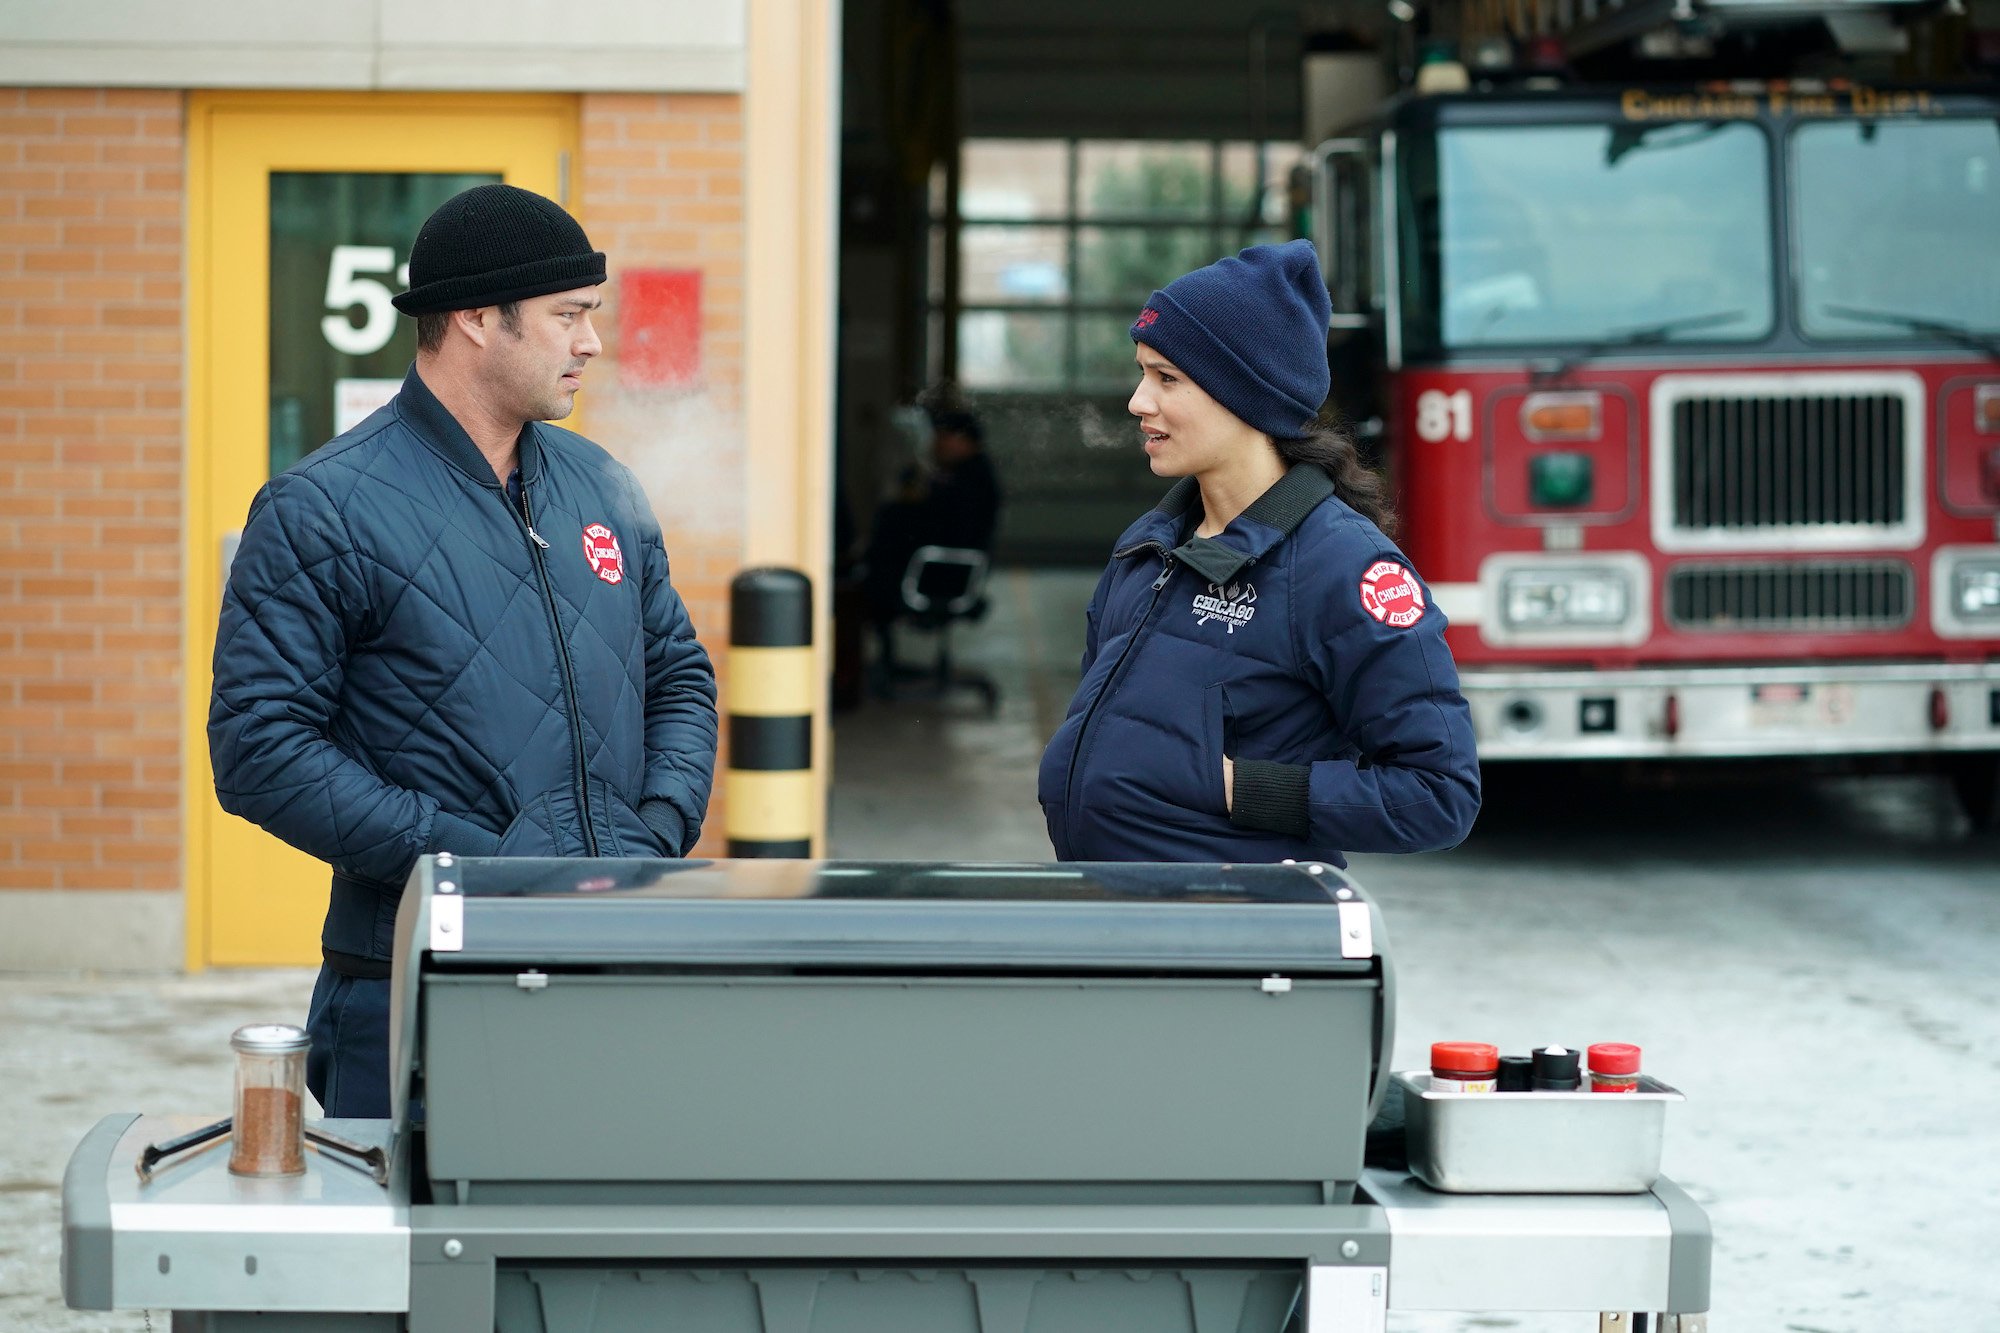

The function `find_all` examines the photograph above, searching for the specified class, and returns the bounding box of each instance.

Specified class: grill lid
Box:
[405,857,1379,974]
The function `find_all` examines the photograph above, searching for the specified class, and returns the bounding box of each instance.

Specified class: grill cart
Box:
[64,856,1710,1331]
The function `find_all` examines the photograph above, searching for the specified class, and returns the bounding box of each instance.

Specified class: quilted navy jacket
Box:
[210,367,718,965]
[1037,465,1479,865]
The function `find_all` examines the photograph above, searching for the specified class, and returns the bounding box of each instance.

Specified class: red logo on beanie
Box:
[582,523,625,585]
[1134,308,1160,329]
[1359,560,1425,629]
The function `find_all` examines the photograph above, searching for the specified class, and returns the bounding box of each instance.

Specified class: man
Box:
[210,184,718,1117]
[912,410,1001,555]
[860,409,1003,670]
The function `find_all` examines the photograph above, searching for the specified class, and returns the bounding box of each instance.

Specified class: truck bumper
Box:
[1463,660,2000,761]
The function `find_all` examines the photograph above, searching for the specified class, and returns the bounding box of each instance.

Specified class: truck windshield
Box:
[1403,122,1774,353]
[1794,118,2000,341]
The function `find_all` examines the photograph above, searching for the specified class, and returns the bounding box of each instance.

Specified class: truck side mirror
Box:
[1312,138,1375,332]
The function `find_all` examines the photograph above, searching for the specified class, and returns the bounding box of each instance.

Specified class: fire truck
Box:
[1311,0,2000,826]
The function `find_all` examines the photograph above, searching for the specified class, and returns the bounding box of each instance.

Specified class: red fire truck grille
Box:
[1666,560,1913,631]
[1669,394,1908,531]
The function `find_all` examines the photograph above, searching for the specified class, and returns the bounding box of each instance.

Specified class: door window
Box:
[268,171,497,472]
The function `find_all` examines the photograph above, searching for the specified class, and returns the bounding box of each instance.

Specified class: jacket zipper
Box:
[1062,545,1177,837]
[510,480,599,857]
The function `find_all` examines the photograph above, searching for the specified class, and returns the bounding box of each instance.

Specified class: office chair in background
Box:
[877,545,999,713]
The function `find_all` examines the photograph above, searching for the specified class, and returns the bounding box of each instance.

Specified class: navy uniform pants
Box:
[305,964,392,1118]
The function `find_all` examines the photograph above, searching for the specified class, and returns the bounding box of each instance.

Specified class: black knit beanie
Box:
[1129,239,1332,439]
[392,184,606,316]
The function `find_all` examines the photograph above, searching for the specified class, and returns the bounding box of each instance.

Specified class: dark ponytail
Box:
[1276,409,1398,539]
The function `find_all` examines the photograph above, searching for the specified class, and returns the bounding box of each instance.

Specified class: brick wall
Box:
[0,88,750,910]
[0,88,183,896]
[579,92,746,855]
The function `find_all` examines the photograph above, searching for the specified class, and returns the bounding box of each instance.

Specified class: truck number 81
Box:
[1415,389,1473,443]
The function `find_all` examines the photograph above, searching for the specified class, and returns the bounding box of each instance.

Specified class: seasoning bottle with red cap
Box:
[1587,1042,1643,1093]
[1430,1041,1500,1093]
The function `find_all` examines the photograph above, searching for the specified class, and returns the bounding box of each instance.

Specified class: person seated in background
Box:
[860,409,1003,676]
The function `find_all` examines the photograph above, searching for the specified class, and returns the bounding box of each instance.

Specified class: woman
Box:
[1037,239,1479,865]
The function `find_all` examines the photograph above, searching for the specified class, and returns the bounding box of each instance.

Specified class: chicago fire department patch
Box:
[582,523,625,585]
[1359,560,1425,628]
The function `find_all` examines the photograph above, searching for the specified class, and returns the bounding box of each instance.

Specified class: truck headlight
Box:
[1501,567,1633,628]
[1954,562,2000,620]
[1932,547,2000,639]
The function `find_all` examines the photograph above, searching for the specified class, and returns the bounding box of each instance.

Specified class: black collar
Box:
[396,363,542,490]
[1146,465,1337,584]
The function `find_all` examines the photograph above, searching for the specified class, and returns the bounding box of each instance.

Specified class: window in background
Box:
[934,138,1304,392]
[268,170,497,471]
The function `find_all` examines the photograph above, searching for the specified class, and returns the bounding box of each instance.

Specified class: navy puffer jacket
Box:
[1038,465,1478,865]
[210,366,717,965]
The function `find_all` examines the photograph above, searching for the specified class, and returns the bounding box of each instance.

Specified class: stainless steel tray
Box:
[1395,1070,1683,1194]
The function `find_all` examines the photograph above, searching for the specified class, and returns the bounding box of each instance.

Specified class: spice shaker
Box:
[228,1023,309,1177]
[1429,1041,1500,1093]
[1531,1044,1582,1092]
[1496,1054,1534,1093]
[1587,1042,1643,1094]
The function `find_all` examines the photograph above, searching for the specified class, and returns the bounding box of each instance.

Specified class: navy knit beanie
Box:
[392,184,606,316]
[1129,239,1332,439]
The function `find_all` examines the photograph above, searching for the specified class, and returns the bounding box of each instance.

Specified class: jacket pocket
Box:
[493,791,568,857]
[598,783,671,857]
[1211,682,1236,814]
[1198,682,1230,814]
[1113,684,1227,818]
[1158,682,1227,816]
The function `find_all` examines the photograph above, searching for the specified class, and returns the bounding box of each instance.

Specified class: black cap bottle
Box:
[1531,1045,1582,1092]
[1496,1054,1534,1092]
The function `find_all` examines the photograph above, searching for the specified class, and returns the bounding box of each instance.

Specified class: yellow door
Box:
[185,92,577,968]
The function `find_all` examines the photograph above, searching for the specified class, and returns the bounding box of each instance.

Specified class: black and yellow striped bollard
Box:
[725,568,815,857]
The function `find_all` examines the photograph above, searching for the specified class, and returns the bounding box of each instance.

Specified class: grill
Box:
[1669,392,1908,532]
[1666,560,1913,632]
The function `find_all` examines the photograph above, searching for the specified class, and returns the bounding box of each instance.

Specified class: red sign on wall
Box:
[619,268,702,389]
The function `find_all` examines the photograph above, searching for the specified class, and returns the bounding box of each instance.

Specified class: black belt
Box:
[322,947,392,980]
